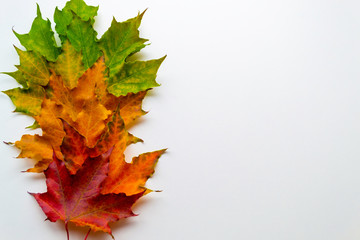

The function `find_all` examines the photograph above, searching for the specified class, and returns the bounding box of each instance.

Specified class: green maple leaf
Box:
[107,56,166,97]
[54,0,98,42]
[99,11,148,78]
[14,4,60,62]
[67,15,101,70]
[54,7,73,41]
[64,0,98,22]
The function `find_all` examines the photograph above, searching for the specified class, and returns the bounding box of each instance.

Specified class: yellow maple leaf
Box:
[34,99,65,159]
[15,134,53,173]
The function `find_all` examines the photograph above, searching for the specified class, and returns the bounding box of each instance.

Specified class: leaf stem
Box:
[65,222,70,240]
[84,228,91,240]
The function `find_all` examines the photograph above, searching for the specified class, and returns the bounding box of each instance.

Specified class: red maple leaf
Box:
[30,150,144,239]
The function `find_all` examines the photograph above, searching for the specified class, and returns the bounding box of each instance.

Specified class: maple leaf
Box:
[53,40,85,89]
[63,0,98,22]
[14,47,50,86]
[67,15,102,70]
[3,84,44,116]
[31,152,143,236]
[15,134,53,173]
[103,149,166,196]
[14,4,60,62]
[107,57,166,97]
[99,10,148,78]
[34,99,65,159]
[55,0,98,42]
[54,7,73,42]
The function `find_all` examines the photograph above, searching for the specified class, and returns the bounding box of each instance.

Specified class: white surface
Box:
[1,0,360,239]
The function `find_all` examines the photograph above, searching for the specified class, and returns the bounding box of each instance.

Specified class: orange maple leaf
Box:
[102,149,166,195]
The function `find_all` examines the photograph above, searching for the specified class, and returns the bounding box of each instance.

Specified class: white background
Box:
[1,0,360,239]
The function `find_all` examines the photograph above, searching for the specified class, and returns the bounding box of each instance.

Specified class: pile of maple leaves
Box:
[3,0,165,239]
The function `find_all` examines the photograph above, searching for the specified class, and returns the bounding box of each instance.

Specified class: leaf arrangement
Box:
[3,0,165,239]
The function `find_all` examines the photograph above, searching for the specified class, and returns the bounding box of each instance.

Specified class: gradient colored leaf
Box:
[99,11,147,78]
[107,57,165,97]
[3,85,44,116]
[15,47,50,86]
[54,40,85,89]
[14,4,60,62]
[31,152,143,235]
